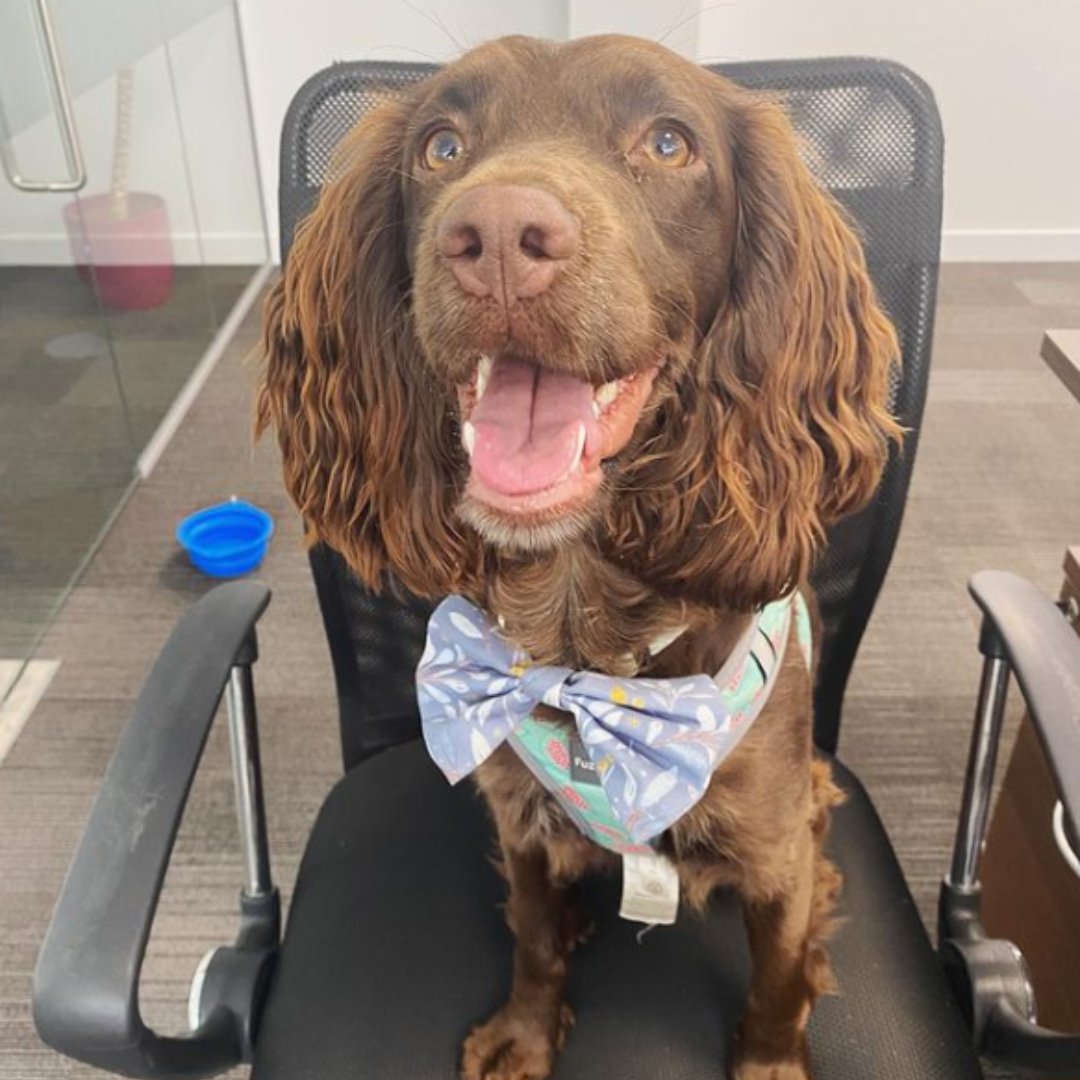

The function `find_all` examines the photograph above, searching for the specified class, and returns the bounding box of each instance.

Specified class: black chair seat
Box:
[252,740,982,1079]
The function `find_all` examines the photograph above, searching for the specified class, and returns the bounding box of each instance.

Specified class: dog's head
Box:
[258,35,901,609]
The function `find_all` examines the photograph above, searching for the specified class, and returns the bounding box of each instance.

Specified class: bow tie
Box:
[416,594,805,849]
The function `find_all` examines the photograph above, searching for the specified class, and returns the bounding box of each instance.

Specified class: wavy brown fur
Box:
[257,35,900,1080]
[612,96,901,611]
[256,94,479,594]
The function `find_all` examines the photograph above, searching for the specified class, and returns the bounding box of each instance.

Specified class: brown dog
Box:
[258,34,900,1080]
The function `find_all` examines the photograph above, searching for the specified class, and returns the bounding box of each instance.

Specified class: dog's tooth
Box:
[476,355,492,400]
[595,380,620,408]
[462,421,477,457]
[570,422,586,467]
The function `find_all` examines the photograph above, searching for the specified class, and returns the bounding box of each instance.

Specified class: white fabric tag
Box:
[619,849,679,925]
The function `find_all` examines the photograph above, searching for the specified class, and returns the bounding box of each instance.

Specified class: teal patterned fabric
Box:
[418,592,812,852]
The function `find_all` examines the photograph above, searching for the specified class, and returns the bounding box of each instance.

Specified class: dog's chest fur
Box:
[467,545,803,896]
[473,545,722,675]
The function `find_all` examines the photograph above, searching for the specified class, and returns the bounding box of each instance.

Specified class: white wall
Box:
[0,0,230,134]
[239,0,1079,262]
[568,0,699,55]
[0,5,267,266]
[698,0,1080,261]
[235,0,568,259]
[6,0,1074,264]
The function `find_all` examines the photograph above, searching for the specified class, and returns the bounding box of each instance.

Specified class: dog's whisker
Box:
[652,217,709,234]
[394,0,468,54]
[360,216,409,241]
[655,2,739,46]
[366,42,447,64]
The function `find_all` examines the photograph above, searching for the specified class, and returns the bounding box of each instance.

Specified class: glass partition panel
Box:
[0,0,267,696]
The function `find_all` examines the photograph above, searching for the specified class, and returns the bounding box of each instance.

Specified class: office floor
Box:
[0,265,257,662]
[1,262,1078,1079]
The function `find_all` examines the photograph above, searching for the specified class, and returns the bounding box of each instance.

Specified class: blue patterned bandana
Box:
[417,593,811,852]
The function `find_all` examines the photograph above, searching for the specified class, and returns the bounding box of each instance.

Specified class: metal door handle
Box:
[0,0,86,192]
[1053,801,1080,879]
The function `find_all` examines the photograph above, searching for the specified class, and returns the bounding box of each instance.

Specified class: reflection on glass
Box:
[0,0,267,684]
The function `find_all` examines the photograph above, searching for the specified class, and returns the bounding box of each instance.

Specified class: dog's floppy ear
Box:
[256,95,475,596]
[716,89,902,513]
[617,86,901,609]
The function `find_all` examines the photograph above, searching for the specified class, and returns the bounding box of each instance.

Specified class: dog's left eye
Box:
[643,124,693,168]
[422,127,466,170]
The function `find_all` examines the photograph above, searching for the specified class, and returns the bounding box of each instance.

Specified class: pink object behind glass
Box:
[63,192,174,311]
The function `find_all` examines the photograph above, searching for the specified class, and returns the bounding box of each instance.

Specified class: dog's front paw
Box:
[729,1030,811,1080]
[729,1060,811,1080]
[729,1016,812,1080]
[461,1003,574,1080]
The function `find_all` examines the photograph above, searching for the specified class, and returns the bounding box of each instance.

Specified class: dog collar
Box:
[417,592,811,852]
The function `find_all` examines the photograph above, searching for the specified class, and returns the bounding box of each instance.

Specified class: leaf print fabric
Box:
[417,593,811,851]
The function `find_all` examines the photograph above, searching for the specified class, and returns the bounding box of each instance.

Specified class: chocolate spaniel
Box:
[258,34,900,1080]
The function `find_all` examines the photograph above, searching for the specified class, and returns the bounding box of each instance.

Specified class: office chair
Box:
[33,57,1080,1079]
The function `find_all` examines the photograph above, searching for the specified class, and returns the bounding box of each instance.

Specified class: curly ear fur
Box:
[260,76,899,614]
[255,98,478,597]
[613,89,902,610]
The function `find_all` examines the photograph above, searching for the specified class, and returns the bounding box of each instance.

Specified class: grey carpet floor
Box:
[0,265,260,661]
[1,262,1079,1078]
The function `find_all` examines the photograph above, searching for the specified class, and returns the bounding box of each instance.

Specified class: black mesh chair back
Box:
[278,57,944,767]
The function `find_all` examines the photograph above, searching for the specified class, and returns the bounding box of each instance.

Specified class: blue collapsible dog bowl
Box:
[176,499,274,578]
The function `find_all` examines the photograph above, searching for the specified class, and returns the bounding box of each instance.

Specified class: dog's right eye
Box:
[642,123,694,168]
[422,127,466,171]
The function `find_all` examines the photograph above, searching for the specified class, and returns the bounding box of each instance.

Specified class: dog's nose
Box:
[437,184,580,302]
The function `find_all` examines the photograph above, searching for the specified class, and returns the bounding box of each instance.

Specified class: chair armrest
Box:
[33,582,274,1079]
[938,571,1080,1074]
[969,570,1080,846]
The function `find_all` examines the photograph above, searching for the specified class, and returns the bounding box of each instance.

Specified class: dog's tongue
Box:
[469,355,599,495]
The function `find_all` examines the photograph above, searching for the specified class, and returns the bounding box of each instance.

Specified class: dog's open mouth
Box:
[457,352,660,516]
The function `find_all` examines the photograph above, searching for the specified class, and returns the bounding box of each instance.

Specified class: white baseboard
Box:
[0,660,60,765]
[0,231,268,266]
[942,229,1080,262]
[136,262,273,478]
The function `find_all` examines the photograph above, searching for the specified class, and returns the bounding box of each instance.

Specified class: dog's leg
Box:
[730,765,843,1080]
[462,840,581,1080]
